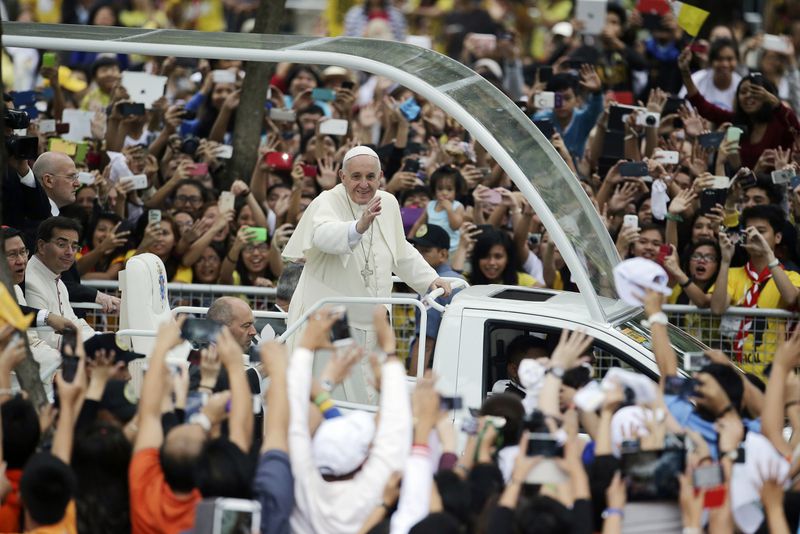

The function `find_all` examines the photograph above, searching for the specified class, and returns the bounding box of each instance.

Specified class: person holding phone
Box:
[710,205,800,379]
[282,146,451,366]
[678,38,741,111]
[679,46,800,169]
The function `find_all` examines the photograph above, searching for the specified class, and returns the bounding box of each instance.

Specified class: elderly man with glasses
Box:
[24,216,96,349]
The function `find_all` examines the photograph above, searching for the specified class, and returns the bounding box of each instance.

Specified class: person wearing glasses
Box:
[23,217,96,349]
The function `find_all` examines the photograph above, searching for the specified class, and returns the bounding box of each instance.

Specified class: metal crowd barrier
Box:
[72,283,790,377]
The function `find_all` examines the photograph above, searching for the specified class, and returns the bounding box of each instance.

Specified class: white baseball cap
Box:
[613,257,673,307]
[312,410,376,476]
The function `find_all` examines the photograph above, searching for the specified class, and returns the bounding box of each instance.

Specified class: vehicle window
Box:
[483,320,656,400]
[617,311,709,370]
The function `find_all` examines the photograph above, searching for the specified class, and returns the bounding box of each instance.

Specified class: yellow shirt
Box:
[23,500,76,533]
[79,86,111,111]
[21,0,62,23]
[712,267,800,378]
[517,272,537,287]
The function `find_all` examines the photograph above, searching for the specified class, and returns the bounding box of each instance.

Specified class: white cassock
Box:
[24,254,96,350]
[282,184,438,403]
[14,285,62,386]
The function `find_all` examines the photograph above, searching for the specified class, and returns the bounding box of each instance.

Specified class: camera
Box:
[5,108,31,129]
[636,111,660,128]
[180,135,200,156]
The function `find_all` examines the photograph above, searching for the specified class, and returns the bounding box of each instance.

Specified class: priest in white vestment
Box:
[282,146,451,402]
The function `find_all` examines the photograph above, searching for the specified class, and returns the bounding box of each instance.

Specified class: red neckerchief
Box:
[733,261,774,362]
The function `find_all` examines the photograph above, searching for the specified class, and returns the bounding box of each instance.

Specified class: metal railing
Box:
[68,283,790,378]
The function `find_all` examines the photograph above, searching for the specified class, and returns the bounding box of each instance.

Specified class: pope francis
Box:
[282,146,451,400]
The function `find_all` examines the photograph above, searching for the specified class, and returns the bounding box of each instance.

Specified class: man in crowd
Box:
[24,217,96,348]
[407,223,462,372]
[710,205,800,378]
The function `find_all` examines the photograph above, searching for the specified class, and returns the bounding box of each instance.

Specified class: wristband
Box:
[768,258,781,269]
[665,213,683,222]
[642,312,668,327]
[547,366,565,379]
[317,399,335,413]
[320,378,335,392]
[313,391,331,406]
[679,278,692,289]
[602,508,624,519]
[226,253,237,263]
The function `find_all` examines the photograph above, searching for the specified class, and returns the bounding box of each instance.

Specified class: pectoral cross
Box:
[361,262,374,285]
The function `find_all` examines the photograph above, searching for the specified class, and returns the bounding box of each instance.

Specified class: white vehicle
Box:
[430,285,699,411]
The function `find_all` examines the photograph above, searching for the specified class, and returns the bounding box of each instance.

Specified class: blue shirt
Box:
[414,263,463,340]
[532,90,604,162]
[664,394,761,459]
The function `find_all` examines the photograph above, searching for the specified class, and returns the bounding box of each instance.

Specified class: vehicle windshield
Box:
[617,311,710,369]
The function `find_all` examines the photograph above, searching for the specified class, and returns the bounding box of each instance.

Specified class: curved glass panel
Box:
[5,23,629,321]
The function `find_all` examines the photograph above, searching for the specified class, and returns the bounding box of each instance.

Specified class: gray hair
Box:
[277,263,304,302]
[207,296,237,326]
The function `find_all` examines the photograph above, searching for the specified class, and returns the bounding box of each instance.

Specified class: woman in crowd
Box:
[468,227,537,287]
[218,226,281,287]
[679,38,742,111]
[126,213,192,282]
[75,212,130,280]
[680,47,800,168]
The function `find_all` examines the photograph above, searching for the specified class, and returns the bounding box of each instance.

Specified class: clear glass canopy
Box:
[4,22,632,322]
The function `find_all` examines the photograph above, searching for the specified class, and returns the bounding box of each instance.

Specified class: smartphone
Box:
[148,209,162,225]
[180,318,222,346]
[654,150,679,164]
[48,138,77,156]
[711,175,730,189]
[402,159,421,173]
[121,174,149,190]
[482,189,502,205]
[301,164,318,178]
[619,161,649,177]
[119,102,146,116]
[533,91,555,109]
[656,244,672,265]
[329,306,352,347]
[662,96,685,116]
[526,433,563,457]
[211,69,237,84]
[698,131,725,149]
[38,119,56,133]
[537,65,553,83]
[726,126,743,144]
[684,351,710,372]
[790,175,800,190]
[663,375,697,397]
[771,169,794,185]
[688,41,709,54]
[269,108,296,122]
[61,355,80,383]
[190,162,209,176]
[461,416,480,435]
[42,51,56,68]
[214,145,233,159]
[528,232,542,246]
[77,171,95,185]
[218,191,235,212]
[440,396,463,411]
[312,88,336,102]
[265,151,293,170]
[699,188,727,213]
[11,91,37,107]
[737,170,757,189]
[533,119,554,139]
[693,463,724,489]
[763,33,791,54]
[621,449,685,501]
[319,118,348,136]
[623,214,639,229]
[180,108,197,121]
[249,227,268,243]
[55,122,70,134]
[399,97,421,122]
[341,80,355,90]
[194,498,261,534]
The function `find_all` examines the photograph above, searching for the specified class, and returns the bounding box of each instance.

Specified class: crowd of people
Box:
[2,0,800,532]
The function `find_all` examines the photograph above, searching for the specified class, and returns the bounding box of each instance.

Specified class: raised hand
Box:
[550,329,593,369]
[355,195,382,234]
[578,64,602,93]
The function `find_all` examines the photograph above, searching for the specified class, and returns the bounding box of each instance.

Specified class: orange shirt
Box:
[128,449,201,534]
[20,501,77,534]
[0,470,22,532]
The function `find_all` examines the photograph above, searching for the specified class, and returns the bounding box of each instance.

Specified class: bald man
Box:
[207,296,258,352]
[31,151,80,216]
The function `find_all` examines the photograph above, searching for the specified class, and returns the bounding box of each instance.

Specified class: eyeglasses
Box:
[175,195,203,205]
[49,239,80,253]
[197,255,221,264]
[5,248,28,261]
[243,243,268,253]
[690,253,718,262]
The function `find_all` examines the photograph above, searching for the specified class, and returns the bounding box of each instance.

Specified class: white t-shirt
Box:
[679,69,743,111]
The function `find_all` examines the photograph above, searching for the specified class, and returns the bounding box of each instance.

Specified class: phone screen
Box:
[622,448,685,501]
[62,355,79,383]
